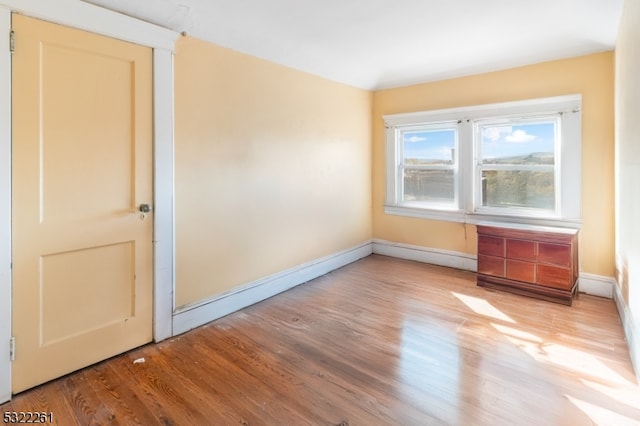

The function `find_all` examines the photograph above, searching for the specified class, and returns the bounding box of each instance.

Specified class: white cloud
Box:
[482,126,537,143]
[482,126,512,141]
[406,135,427,143]
[505,129,536,143]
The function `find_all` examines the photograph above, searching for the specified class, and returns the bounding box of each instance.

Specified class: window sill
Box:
[384,204,581,229]
[384,205,467,223]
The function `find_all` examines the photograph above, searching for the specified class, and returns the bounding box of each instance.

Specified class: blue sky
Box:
[480,122,556,160]
[403,122,556,161]
[403,129,456,162]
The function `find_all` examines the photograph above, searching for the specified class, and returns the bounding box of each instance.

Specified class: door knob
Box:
[139,204,151,213]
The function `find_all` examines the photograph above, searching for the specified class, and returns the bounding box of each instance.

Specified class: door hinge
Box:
[9,30,15,53]
[9,337,15,361]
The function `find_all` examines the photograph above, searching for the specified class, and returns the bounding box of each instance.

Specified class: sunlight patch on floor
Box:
[491,323,543,343]
[580,378,640,412]
[566,395,640,426]
[492,322,640,422]
[533,343,630,385]
[497,328,632,385]
[452,292,515,323]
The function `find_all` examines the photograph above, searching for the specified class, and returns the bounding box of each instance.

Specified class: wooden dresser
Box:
[476,224,579,305]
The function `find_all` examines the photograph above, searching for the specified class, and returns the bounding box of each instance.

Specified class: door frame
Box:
[0,0,180,402]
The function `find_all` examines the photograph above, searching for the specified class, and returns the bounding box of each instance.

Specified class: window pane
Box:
[402,129,456,165]
[404,169,454,203]
[482,170,555,210]
[480,122,556,165]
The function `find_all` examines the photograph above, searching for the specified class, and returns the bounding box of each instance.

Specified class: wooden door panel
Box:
[41,44,135,222]
[11,14,153,393]
[41,242,135,345]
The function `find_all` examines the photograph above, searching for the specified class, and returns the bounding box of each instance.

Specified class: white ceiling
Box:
[83,0,624,90]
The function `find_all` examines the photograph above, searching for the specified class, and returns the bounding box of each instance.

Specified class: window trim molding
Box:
[383,94,582,229]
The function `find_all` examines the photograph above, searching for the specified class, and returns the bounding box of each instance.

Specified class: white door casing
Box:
[0,5,11,406]
[0,0,178,402]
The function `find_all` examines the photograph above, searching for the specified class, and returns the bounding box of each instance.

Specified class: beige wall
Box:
[174,36,372,307]
[173,35,617,308]
[615,0,640,357]
[372,52,615,277]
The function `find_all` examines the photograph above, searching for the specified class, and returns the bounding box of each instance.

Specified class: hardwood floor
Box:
[2,254,639,425]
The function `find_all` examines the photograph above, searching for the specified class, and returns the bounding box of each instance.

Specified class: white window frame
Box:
[395,121,460,210]
[473,113,562,217]
[384,95,582,228]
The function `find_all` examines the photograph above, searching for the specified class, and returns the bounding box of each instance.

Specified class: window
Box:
[384,95,581,227]
[476,116,559,213]
[398,123,458,209]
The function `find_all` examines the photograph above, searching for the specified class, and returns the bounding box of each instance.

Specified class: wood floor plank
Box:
[84,361,161,425]
[2,254,639,425]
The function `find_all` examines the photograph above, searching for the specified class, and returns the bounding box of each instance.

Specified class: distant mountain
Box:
[405,158,453,166]
[484,152,554,165]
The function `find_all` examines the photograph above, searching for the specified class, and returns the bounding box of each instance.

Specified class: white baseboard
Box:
[170,236,639,382]
[613,283,640,381]
[372,239,477,271]
[172,241,373,335]
[373,239,615,299]
[578,273,615,298]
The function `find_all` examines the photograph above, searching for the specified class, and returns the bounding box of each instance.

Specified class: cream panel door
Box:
[11,14,153,393]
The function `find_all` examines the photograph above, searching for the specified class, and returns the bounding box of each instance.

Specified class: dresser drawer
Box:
[507,259,535,282]
[478,254,505,277]
[538,242,571,267]
[478,235,504,257]
[506,239,536,261]
[537,264,572,289]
